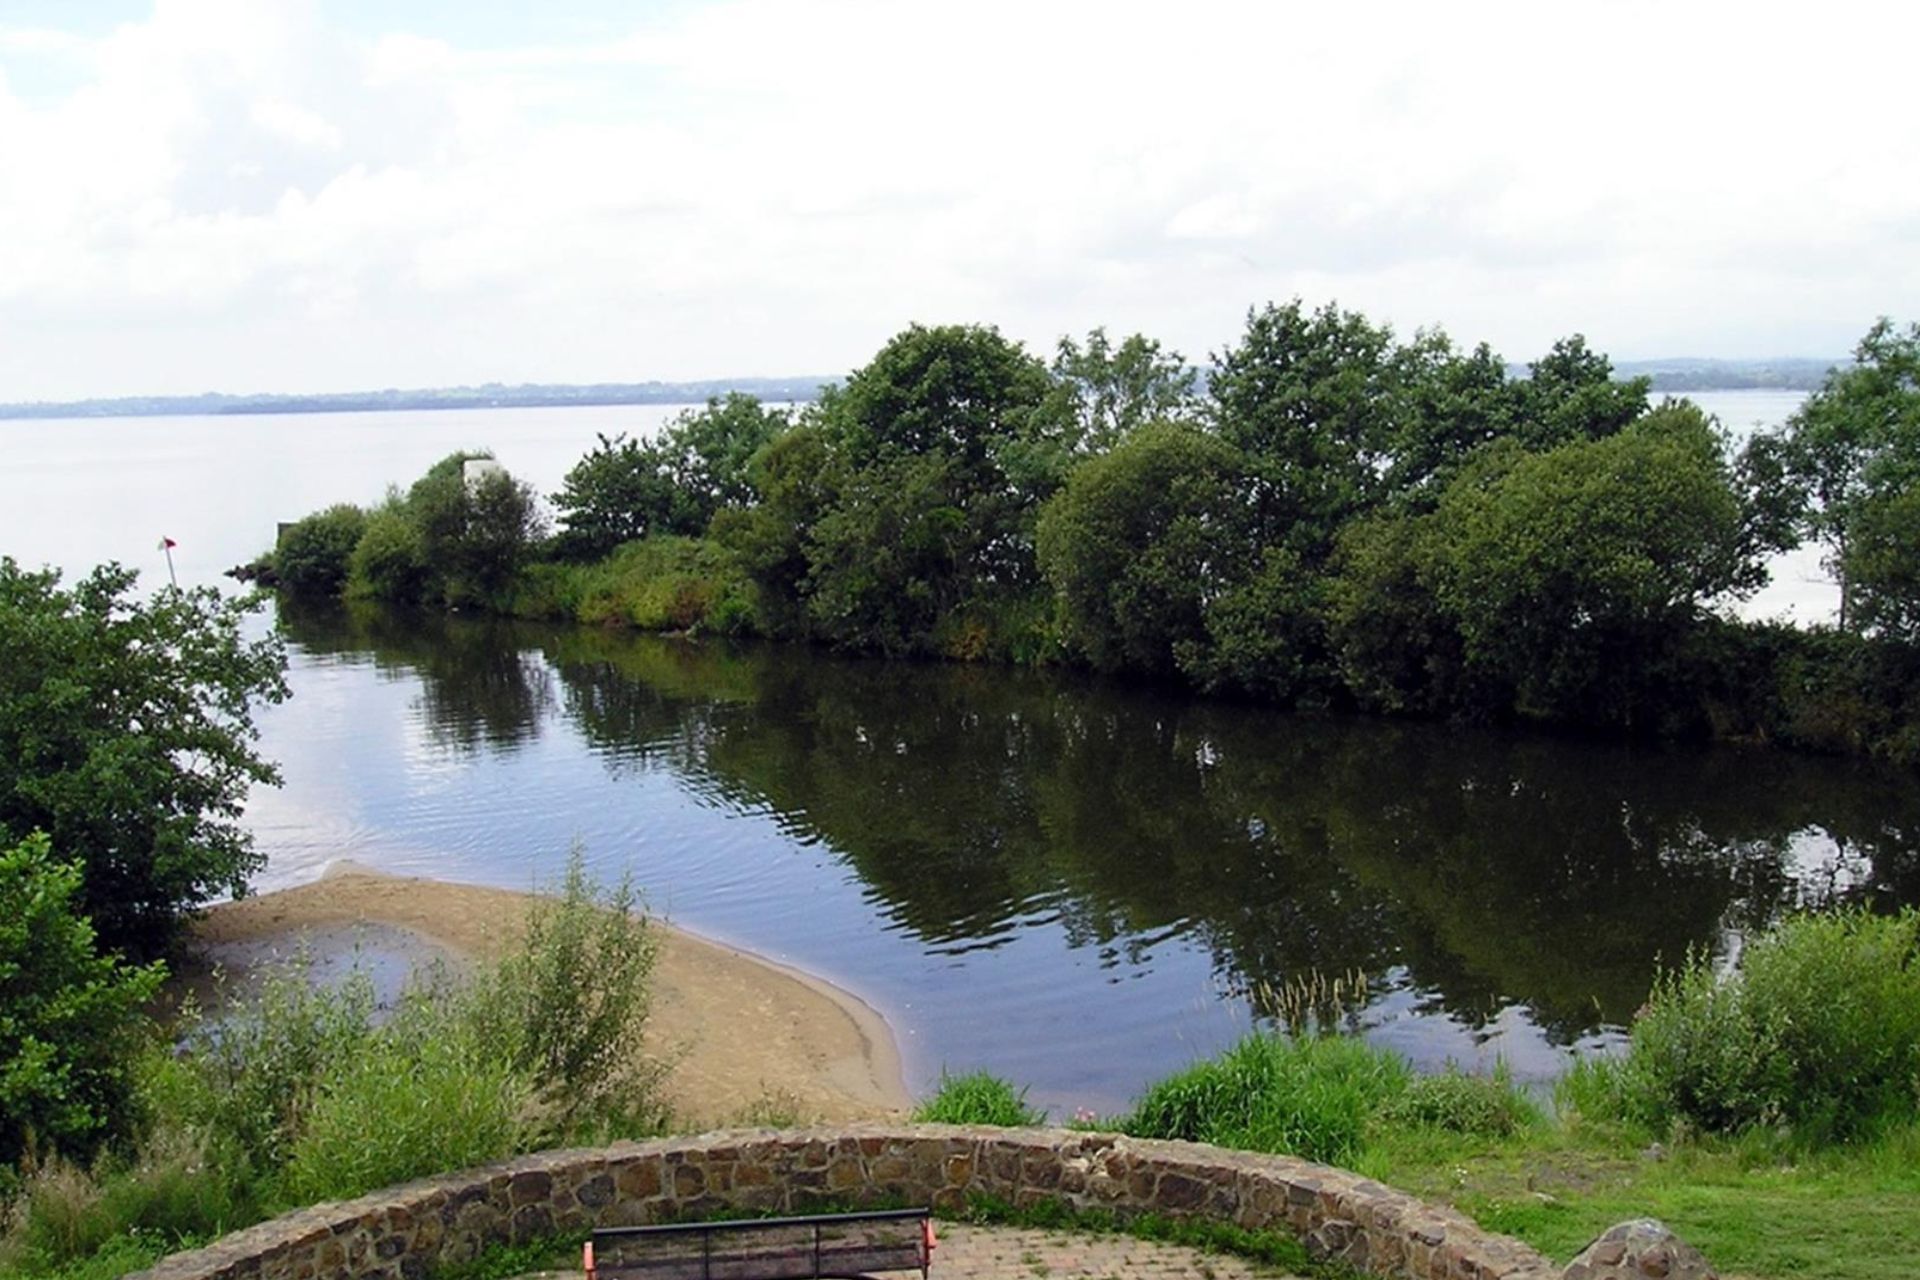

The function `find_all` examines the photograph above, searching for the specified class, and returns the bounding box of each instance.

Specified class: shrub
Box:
[0,834,165,1164]
[1121,1032,1410,1165]
[0,1127,248,1275]
[273,504,367,596]
[169,959,381,1175]
[913,1071,1045,1127]
[348,504,429,603]
[1570,908,1920,1141]
[462,847,666,1134]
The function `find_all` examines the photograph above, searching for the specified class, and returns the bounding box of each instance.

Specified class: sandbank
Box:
[185,863,912,1128]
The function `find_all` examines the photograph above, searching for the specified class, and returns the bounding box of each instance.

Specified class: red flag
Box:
[159,536,177,550]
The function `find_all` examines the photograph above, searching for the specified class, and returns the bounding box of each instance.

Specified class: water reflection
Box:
[274,604,1920,1065]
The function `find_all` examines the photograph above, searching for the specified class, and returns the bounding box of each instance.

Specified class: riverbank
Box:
[182,864,912,1128]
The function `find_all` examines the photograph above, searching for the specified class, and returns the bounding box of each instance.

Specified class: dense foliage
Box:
[270,306,1920,761]
[1564,908,1920,1142]
[0,559,287,956]
[0,835,164,1166]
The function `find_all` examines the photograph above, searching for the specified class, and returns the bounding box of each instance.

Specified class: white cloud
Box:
[1,0,1917,399]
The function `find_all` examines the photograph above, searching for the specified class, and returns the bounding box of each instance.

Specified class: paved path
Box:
[526,1221,1301,1280]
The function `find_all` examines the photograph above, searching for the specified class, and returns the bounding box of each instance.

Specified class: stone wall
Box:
[126,1124,1563,1280]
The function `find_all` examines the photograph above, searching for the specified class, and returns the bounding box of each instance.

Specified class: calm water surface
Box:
[4,395,1908,1116]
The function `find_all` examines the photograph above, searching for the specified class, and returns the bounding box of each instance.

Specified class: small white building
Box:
[463,458,507,494]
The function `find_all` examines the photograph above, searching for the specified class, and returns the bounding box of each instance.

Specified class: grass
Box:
[914,1071,1046,1127]
[1120,1031,1413,1165]
[1362,1117,1920,1280]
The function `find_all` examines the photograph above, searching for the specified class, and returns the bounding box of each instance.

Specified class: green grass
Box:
[914,1071,1046,1127]
[1119,1031,1413,1165]
[1362,1118,1920,1280]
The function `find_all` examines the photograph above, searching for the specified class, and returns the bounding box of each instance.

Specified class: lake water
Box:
[5,392,1908,1117]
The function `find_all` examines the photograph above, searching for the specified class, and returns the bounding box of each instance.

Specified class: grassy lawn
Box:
[1361,1121,1920,1280]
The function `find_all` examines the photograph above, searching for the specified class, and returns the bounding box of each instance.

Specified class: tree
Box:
[804,325,1064,651]
[400,452,546,604]
[0,559,288,956]
[1426,403,1756,726]
[0,833,164,1163]
[552,396,789,562]
[1207,300,1401,561]
[1035,422,1248,674]
[550,433,681,561]
[1768,318,1920,632]
[1515,334,1650,448]
[273,503,367,595]
[1047,327,1198,455]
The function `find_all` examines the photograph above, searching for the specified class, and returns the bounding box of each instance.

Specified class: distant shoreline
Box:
[0,378,832,423]
[0,362,1832,423]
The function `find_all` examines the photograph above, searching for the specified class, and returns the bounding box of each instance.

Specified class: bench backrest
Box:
[586,1209,936,1280]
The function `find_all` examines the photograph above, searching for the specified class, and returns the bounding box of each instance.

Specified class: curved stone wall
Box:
[127,1124,1561,1280]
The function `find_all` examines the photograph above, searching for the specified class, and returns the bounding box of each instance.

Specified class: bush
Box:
[0,835,165,1165]
[1570,909,1920,1142]
[273,504,367,596]
[1121,1032,1410,1165]
[464,848,666,1133]
[348,504,430,603]
[168,958,382,1176]
[913,1071,1044,1127]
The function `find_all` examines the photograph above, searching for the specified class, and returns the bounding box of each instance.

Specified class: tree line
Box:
[269,302,1920,760]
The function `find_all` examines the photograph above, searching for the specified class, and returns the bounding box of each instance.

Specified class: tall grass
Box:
[1561,908,1920,1142]
[1120,1032,1412,1165]
[913,1071,1045,1127]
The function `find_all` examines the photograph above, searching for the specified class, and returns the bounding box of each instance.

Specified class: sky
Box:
[1,0,1916,402]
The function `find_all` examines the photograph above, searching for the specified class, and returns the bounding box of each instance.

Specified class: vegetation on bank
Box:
[917,908,1920,1280]
[265,306,1920,763]
[0,853,667,1280]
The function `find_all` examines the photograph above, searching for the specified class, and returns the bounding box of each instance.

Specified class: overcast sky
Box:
[1,0,1915,401]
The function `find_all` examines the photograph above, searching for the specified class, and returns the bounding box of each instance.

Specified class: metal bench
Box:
[584,1208,937,1280]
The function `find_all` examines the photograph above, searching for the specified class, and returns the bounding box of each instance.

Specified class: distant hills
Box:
[0,377,833,421]
[0,359,1840,422]
[1615,357,1837,393]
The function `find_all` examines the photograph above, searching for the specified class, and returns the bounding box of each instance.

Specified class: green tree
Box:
[1035,422,1248,674]
[805,325,1062,650]
[273,503,367,596]
[656,393,790,518]
[1207,300,1401,560]
[347,501,430,603]
[552,396,789,562]
[550,433,680,561]
[399,453,546,604]
[0,559,288,955]
[1515,333,1650,448]
[1428,403,1756,726]
[1047,327,1198,455]
[1768,318,1920,632]
[0,833,165,1163]
[710,423,843,636]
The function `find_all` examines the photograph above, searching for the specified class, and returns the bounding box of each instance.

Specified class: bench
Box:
[584,1208,937,1280]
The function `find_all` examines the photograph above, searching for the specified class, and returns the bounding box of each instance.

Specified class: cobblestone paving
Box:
[527,1222,1301,1280]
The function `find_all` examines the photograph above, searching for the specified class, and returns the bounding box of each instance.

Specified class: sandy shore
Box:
[184,863,912,1128]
